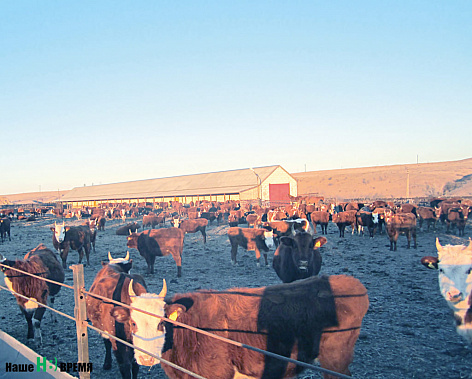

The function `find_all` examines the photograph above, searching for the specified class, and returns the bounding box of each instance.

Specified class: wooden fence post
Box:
[71,264,90,379]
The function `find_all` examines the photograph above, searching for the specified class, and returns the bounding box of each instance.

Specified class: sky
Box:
[1,1,471,195]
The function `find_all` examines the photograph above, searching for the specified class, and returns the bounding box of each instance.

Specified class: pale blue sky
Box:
[1,1,471,194]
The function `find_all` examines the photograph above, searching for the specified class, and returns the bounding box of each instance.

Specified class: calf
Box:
[227,227,274,267]
[86,252,148,378]
[112,275,369,379]
[0,244,64,344]
[142,213,165,229]
[384,210,417,251]
[0,217,11,242]
[51,221,92,268]
[273,232,327,283]
[116,222,141,236]
[421,239,472,344]
[97,215,107,231]
[127,228,185,277]
[172,218,208,243]
[246,213,261,228]
[311,211,330,234]
[331,210,357,237]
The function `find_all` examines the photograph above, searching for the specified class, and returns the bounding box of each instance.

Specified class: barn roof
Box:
[60,166,284,202]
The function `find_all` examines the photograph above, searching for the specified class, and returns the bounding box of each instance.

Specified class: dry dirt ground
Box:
[0,214,472,378]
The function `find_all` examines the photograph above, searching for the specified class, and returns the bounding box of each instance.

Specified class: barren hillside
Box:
[293,158,472,200]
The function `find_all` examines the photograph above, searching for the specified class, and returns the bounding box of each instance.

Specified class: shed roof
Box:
[60,166,284,202]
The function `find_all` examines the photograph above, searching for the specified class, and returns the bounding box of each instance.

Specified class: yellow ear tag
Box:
[315,241,321,248]
[168,311,178,321]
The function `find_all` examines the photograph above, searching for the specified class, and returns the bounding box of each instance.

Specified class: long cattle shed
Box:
[60,165,297,208]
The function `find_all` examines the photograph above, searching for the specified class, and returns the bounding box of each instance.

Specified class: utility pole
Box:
[406,168,410,199]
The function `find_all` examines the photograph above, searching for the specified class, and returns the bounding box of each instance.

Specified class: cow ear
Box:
[421,256,439,270]
[50,227,55,231]
[280,236,293,246]
[111,306,130,323]
[65,226,71,232]
[313,236,327,249]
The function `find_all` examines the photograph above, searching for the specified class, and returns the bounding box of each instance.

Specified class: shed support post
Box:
[71,264,90,379]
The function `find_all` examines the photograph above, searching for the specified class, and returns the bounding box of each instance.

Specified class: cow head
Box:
[372,213,379,224]
[111,279,167,366]
[172,218,180,228]
[263,230,274,249]
[279,233,327,273]
[422,239,472,341]
[126,231,139,249]
[51,221,67,243]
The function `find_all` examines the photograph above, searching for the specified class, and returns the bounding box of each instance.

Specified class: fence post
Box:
[71,264,90,379]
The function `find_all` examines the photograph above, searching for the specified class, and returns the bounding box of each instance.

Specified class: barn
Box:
[60,165,297,208]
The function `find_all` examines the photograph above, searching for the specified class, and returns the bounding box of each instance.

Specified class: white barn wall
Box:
[261,166,297,201]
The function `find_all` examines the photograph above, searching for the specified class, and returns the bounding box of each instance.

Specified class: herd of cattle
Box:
[0,196,471,379]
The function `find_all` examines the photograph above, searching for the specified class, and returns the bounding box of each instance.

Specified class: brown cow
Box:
[86,252,147,378]
[246,213,261,228]
[331,210,357,237]
[116,222,141,236]
[172,217,208,243]
[227,227,274,267]
[112,274,369,379]
[417,206,440,231]
[311,211,330,234]
[127,228,185,276]
[0,244,64,344]
[51,221,92,269]
[0,217,11,242]
[142,213,166,229]
[447,205,469,236]
[385,210,417,251]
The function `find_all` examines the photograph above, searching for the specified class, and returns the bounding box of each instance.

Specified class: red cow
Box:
[417,206,440,231]
[311,211,330,234]
[127,228,185,277]
[385,210,417,251]
[0,244,64,344]
[331,211,357,237]
[172,218,208,243]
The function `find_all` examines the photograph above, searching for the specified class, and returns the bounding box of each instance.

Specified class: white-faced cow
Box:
[273,233,327,283]
[0,244,64,345]
[50,221,92,269]
[227,227,274,267]
[111,275,369,379]
[172,217,208,243]
[86,251,147,378]
[126,228,185,277]
[421,239,472,344]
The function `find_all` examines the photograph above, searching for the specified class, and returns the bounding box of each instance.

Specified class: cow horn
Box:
[158,279,167,298]
[467,238,472,252]
[0,253,5,262]
[108,251,113,261]
[129,229,132,235]
[129,279,137,297]
[125,251,130,261]
[436,238,444,259]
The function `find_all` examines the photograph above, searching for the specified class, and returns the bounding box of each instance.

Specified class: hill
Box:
[0,190,68,205]
[292,158,472,201]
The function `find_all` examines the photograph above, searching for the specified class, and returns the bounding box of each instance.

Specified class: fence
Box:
[0,262,352,379]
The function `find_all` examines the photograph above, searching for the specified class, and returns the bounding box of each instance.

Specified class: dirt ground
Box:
[0,214,471,379]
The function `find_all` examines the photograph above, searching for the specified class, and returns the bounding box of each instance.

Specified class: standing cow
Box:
[86,252,147,378]
[111,275,369,379]
[0,217,11,242]
[421,239,472,344]
[227,227,274,267]
[311,211,330,234]
[273,232,327,283]
[172,218,208,243]
[126,228,185,277]
[0,244,64,344]
[51,221,92,268]
[331,211,357,237]
[384,210,417,251]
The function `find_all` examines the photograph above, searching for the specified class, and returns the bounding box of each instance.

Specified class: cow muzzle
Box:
[137,355,158,366]
[298,260,308,271]
[447,291,463,303]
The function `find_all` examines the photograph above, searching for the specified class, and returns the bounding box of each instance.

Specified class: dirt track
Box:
[0,214,471,378]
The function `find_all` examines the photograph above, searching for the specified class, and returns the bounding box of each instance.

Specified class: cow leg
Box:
[21,306,35,340]
[261,334,293,379]
[412,230,417,249]
[85,244,91,266]
[406,231,411,249]
[77,247,85,264]
[230,244,238,265]
[201,228,207,244]
[103,338,112,370]
[255,248,261,267]
[60,248,68,269]
[33,307,46,344]
[113,344,134,379]
[49,296,57,322]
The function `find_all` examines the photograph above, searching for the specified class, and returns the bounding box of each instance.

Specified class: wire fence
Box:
[0,261,352,379]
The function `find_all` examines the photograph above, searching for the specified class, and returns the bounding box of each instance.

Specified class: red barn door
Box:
[269,183,291,205]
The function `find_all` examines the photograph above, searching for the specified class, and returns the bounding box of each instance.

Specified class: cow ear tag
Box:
[168,311,179,321]
[315,241,321,248]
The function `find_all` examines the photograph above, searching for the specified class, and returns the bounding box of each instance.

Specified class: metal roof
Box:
[60,166,283,202]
